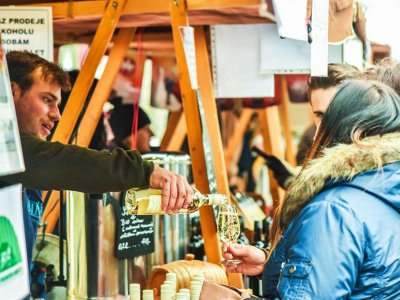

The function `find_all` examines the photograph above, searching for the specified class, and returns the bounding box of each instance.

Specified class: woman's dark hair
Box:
[6,51,70,94]
[308,79,400,160]
[308,63,360,93]
[269,79,400,253]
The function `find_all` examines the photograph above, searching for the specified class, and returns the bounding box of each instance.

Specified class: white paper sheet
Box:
[272,0,308,41]
[0,184,30,300]
[260,24,342,74]
[211,24,274,98]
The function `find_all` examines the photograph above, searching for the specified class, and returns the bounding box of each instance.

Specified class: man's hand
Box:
[149,165,193,213]
[222,242,267,276]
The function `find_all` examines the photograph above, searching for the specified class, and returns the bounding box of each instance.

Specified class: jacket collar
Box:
[281,132,400,228]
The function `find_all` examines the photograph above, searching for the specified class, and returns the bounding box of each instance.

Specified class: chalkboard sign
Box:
[105,193,155,259]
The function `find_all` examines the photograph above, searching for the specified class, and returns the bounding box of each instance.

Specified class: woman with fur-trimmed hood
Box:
[223,80,400,299]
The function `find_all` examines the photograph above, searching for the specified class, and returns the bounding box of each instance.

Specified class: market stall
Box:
[0,0,371,299]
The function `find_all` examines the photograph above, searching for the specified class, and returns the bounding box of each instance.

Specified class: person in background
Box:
[260,63,360,188]
[307,63,361,126]
[223,80,400,299]
[57,69,108,151]
[108,96,154,152]
[0,51,192,299]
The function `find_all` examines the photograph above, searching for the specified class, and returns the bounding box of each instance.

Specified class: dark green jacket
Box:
[1,132,154,193]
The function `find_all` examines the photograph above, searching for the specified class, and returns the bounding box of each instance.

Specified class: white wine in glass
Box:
[217,204,242,265]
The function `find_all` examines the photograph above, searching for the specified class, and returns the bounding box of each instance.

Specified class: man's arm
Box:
[2,132,153,193]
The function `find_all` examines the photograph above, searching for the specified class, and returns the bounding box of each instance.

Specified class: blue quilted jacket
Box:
[262,154,400,299]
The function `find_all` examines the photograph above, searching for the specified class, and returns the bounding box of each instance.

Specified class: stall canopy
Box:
[4,0,274,45]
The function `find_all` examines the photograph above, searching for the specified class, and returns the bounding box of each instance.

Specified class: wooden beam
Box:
[160,110,187,152]
[194,25,244,288]
[278,76,296,166]
[169,0,217,265]
[76,27,136,147]
[169,1,244,286]
[189,0,259,8]
[224,109,253,167]
[51,0,127,144]
[28,0,260,18]
[42,0,127,233]
[258,107,285,210]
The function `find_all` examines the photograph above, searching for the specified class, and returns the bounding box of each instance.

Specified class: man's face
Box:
[310,87,337,126]
[12,68,62,140]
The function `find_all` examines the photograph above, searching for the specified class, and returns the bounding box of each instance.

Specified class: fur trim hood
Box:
[281,132,400,228]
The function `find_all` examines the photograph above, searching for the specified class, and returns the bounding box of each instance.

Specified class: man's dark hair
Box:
[362,57,400,96]
[308,63,360,92]
[6,51,71,94]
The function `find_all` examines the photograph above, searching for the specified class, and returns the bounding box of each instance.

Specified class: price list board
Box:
[110,194,155,259]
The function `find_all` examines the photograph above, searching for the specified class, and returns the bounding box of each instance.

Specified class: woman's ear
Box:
[11,82,22,100]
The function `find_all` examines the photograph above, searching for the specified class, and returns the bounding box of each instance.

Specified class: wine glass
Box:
[217,204,242,265]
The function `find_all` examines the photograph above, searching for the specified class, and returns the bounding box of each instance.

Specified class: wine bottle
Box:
[125,188,228,215]
[237,216,250,289]
[229,186,266,223]
[262,217,272,249]
[249,220,265,297]
[189,216,205,260]
[237,216,249,245]
[251,220,265,249]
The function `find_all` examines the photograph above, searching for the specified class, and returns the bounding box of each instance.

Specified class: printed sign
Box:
[0,38,25,176]
[0,7,53,61]
[0,184,30,300]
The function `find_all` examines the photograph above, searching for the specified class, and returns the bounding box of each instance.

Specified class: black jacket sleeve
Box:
[1,132,154,193]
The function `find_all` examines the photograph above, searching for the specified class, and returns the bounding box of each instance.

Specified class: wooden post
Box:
[170,1,245,288]
[169,0,219,265]
[41,0,127,232]
[160,110,187,151]
[278,76,296,165]
[194,25,243,288]
[258,107,285,209]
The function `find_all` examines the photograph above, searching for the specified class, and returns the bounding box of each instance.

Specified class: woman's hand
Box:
[221,242,267,276]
